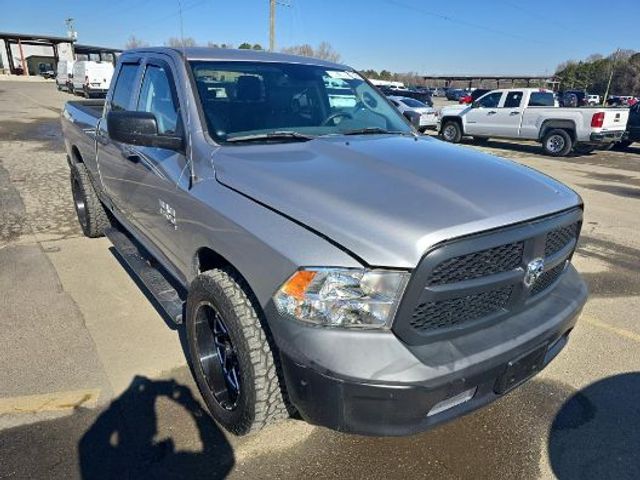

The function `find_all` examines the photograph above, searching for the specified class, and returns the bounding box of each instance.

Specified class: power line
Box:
[381,0,548,45]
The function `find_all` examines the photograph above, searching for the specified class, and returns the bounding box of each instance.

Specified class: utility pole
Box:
[603,48,621,106]
[65,17,77,40]
[269,0,276,52]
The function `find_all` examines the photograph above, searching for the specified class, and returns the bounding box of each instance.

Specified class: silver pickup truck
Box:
[61,47,587,436]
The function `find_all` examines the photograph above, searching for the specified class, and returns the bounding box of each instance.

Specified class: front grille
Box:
[531,262,567,296]
[394,210,582,343]
[410,286,512,332]
[428,242,524,285]
[545,223,578,257]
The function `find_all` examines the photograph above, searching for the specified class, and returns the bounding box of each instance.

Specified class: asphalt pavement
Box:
[0,81,638,479]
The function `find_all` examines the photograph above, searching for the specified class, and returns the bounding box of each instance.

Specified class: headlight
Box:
[274,268,409,329]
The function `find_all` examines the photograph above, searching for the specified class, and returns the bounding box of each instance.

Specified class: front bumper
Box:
[590,130,625,143]
[271,265,587,436]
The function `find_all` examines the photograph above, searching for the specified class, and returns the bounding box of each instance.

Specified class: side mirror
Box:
[106,111,183,151]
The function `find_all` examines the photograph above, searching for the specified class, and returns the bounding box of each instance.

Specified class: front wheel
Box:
[542,129,573,157]
[186,269,288,435]
[441,121,462,143]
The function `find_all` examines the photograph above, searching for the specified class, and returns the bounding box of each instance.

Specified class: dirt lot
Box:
[0,81,639,479]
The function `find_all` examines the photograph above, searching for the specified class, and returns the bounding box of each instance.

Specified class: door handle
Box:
[510,111,520,116]
[487,111,497,115]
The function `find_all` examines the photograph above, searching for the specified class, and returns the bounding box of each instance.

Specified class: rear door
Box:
[463,91,504,136]
[124,56,191,272]
[96,59,144,220]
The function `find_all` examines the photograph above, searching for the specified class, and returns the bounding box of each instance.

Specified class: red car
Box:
[459,89,491,104]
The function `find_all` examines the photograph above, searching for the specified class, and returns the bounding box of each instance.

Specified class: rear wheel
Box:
[542,129,572,157]
[186,269,288,435]
[70,162,110,238]
[441,121,462,143]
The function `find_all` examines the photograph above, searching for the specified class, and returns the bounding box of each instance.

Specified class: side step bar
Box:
[105,227,184,324]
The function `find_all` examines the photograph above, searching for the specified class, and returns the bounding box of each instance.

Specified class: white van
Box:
[72,61,114,98]
[55,60,74,91]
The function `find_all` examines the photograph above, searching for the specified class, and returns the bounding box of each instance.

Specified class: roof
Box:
[125,47,348,70]
[0,32,74,43]
[74,43,122,54]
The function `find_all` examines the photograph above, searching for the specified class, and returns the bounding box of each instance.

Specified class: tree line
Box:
[555,49,639,96]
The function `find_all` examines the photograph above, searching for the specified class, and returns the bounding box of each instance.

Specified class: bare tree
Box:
[124,35,148,50]
[165,37,198,48]
[281,42,341,62]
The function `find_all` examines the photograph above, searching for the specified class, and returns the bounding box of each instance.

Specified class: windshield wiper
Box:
[341,127,416,137]
[226,131,316,143]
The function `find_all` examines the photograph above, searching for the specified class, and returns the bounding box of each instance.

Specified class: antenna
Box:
[177,0,185,48]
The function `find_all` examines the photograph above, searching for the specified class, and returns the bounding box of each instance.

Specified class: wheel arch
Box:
[440,116,463,134]
[539,120,576,142]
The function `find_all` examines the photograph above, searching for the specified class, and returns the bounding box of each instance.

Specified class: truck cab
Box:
[439,88,629,156]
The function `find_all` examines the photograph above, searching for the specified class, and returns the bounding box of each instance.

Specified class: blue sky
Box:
[2,0,638,74]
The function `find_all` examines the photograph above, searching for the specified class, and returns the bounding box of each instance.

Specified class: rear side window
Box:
[111,63,139,111]
[528,92,555,107]
[504,91,523,108]
[137,65,179,135]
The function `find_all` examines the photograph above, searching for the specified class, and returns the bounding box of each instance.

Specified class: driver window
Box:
[477,92,502,109]
[137,65,179,135]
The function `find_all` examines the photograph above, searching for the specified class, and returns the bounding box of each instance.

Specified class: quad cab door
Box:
[121,56,192,276]
[490,90,525,138]
[463,91,504,136]
[96,59,144,222]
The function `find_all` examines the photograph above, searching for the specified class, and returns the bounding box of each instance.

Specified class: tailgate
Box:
[602,109,629,130]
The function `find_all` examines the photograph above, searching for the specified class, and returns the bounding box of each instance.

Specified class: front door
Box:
[463,91,504,136]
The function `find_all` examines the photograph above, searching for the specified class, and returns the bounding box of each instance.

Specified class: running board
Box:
[105,227,184,324]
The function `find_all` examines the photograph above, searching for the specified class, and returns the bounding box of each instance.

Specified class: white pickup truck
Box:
[438,88,629,156]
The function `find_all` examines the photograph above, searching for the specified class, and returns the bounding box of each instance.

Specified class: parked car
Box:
[71,61,114,98]
[61,47,587,437]
[431,87,447,97]
[56,60,75,91]
[613,101,640,150]
[459,88,491,105]
[438,88,629,156]
[445,88,466,101]
[559,90,588,107]
[379,86,432,106]
[388,95,438,131]
[587,94,601,106]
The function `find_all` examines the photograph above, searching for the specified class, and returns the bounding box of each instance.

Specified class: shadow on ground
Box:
[549,372,640,480]
[78,375,234,479]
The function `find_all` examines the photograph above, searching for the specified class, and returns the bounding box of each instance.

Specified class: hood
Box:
[213,136,580,268]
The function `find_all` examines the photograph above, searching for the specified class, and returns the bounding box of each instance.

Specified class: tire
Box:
[441,121,462,143]
[186,269,288,435]
[70,162,110,238]
[542,129,572,157]
[612,141,632,151]
[573,144,596,155]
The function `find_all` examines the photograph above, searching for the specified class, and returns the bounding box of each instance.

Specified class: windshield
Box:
[189,61,412,143]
